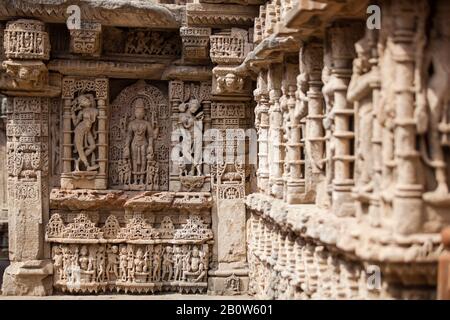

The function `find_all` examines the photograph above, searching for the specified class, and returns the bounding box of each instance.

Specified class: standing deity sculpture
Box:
[178,96,204,177]
[418,1,450,205]
[106,245,119,281]
[71,94,99,172]
[348,35,380,199]
[162,246,174,281]
[123,98,158,189]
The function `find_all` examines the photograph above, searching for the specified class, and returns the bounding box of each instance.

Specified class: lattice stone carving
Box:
[4,19,50,60]
[70,21,102,56]
[109,80,169,191]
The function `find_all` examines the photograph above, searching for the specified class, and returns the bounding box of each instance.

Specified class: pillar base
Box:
[207,269,249,296]
[2,260,53,296]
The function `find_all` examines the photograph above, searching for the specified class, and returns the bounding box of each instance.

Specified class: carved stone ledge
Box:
[125,192,213,212]
[48,59,168,80]
[50,189,128,211]
[0,1,183,28]
[50,189,213,213]
[186,3,258,27]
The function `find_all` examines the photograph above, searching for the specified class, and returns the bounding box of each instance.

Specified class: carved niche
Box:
[109,81,170,191]
[60,77,109,190]
[169,81,212,192]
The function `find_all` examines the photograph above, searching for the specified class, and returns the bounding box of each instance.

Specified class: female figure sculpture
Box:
[71,94,99,172]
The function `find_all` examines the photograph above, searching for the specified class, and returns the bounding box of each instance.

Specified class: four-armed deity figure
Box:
[71,94,99,172]
[123,98,157,187]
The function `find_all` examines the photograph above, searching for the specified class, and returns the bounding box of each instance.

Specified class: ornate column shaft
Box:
[304,42,326,202]
[1,19,55,296]
[391,0,426,234]
[328,21,363,217]
[254,71,270,194]
[268,63,284,199]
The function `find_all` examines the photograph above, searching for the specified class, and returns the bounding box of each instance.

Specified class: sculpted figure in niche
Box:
[173,246,183,281]
[79,245,89,271]
[162,246,174,281]
[62,247,71,281]
[178,97,203,176]
[127,248,135,282]
[123,98,157,187]
[53,246,64,281]
[153,245,162,281]
[106,245,119,281]
[417,3,450,204]
[134,248,147,273]
[348,36,379,197]
[71,94,99,172]
[119,246,128,282]
[183,246,207,283]
[145,246,153,280]
[96,246,106,282]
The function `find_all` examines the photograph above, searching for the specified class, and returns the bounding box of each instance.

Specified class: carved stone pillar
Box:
[282,60,303,204]
[328,21,364,217]
[268,63,284,199]
[254,71,270,194]
[1,19,57,296]
[2,96,53,295]
[208,28,252,295]
[304,42,326,201]
[391,0,425,234]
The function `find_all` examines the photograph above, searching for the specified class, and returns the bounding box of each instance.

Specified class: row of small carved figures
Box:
[52,243,209,285]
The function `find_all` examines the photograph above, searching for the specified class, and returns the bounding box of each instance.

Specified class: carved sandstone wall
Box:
[0,0,449,299]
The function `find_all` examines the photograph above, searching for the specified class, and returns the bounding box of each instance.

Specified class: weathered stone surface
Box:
[0,0,449,300]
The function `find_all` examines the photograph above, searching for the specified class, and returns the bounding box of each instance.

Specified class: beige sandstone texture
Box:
[0,0,449,299]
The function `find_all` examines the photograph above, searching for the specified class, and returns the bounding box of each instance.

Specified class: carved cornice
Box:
[284,0,369,37]
[186,3,258,27]
[199,0,264,5]
[0,0,183,28]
